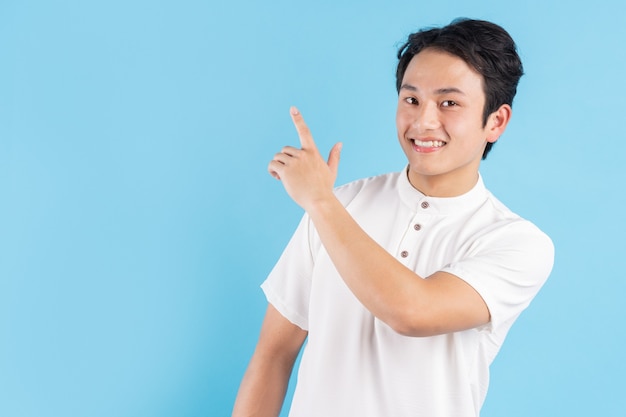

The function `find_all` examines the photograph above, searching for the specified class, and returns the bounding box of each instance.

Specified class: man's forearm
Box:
[232,353,293,417]
[306,195,426,333]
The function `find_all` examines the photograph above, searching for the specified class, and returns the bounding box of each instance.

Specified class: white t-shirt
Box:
[261,169,554,417]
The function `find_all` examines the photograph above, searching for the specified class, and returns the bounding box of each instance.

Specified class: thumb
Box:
[327,142,343,176]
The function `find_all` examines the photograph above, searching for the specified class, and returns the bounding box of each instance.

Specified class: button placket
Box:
[397,210,428,262]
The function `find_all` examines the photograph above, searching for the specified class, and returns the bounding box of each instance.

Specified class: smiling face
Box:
[396,48,510,197]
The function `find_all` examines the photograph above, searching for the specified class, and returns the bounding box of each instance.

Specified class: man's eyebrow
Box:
[399,84,466,95]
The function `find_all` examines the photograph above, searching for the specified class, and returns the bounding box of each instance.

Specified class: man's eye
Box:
[442,100,457,107]
[405,97,418,105]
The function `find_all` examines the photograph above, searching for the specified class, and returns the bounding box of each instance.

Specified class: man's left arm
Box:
[268,107,490,337]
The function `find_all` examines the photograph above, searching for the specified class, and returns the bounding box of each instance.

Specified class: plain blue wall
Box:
[1,0,624,416]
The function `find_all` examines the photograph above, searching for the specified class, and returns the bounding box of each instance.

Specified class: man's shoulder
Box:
[477,189,553,251]
[333,171,402,204]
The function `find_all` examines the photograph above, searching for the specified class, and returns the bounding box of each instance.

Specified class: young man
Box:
[233,18,554,417]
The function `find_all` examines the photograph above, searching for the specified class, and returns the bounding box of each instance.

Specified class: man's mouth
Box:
[411,139,447,148]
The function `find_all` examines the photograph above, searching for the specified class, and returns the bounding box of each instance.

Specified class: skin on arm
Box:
[267,107,490,337]
[232,304,308,417]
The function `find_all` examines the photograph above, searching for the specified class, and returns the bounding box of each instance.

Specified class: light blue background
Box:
[1,0,624,416]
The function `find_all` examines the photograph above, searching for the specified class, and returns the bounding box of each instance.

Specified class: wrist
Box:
[306,192,341,219]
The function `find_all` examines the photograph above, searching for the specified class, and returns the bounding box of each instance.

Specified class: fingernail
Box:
[290,106,299,115]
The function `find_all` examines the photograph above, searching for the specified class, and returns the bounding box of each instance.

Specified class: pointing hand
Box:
[268,107,342,210]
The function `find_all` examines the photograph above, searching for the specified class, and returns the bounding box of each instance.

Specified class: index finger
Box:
[290,106,317,150]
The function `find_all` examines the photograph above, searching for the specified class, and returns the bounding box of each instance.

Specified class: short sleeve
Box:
[440,220,554,332]
[261,214,318,331]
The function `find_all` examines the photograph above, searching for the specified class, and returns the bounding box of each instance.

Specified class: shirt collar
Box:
[397,166,489,215]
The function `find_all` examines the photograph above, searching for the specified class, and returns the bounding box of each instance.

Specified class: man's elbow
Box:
[384,307,489,337]
[383,308,443,337]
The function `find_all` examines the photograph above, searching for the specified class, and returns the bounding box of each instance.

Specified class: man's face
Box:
[396,48,502,196]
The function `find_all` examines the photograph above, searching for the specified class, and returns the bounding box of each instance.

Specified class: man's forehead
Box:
[401,51,484,95]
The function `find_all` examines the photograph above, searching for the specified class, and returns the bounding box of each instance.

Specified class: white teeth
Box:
[413,140,446,147]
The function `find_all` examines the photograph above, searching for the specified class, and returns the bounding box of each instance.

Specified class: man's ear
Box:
[486,104,512,143]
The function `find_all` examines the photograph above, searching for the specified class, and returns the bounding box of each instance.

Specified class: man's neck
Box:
[407,169,480,198]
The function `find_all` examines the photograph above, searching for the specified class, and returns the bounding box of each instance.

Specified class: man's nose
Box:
[412,101,440,131]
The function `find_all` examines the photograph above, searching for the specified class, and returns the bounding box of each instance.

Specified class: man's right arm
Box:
[232,304,308,417]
